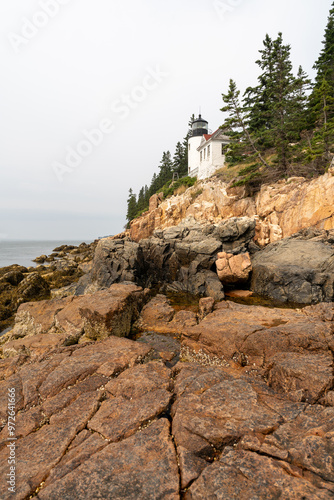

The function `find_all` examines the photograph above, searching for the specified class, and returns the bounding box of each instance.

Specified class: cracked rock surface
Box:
[0,295,334,498]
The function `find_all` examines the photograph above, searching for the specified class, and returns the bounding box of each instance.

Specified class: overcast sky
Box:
[0,0,332,241]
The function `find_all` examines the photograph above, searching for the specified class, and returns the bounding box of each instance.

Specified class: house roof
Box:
[203,134,213,141]
[197,129,230,151]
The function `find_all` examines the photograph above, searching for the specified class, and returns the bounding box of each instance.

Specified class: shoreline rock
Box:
[81,217,257,302]
[251,233,334,303]
[0,241,98,334]
[0,184,334,496]
[0,320,333,498]
[129,169,334,245]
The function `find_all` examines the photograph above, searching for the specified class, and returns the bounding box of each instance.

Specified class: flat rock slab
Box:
[44,431,108,488]
[136,294,197,335]
[172,363,334,494]
[136,331,181,363]
[88,388,172,441]
[186,449,334,499]
[38,337,150,399]
[267,351,334,403]
[1,296,334,498]
[181,301,334,401]
[2,332,68,358]
[37,419,180,500]
[172,364,289,488]
[105,362,172,399]
[261,405,334,483]
[11,283,146,341]
[12,296,71,336]
[0,336,154,499]
[41,373,109,418]
[0,392,100,500]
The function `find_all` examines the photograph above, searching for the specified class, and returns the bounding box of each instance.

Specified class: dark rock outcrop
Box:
[90,239,144,289]
[86,217,256,300]
[251,237,334,304]
[16,273,50,305]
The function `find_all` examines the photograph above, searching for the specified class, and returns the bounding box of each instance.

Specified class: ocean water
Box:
[0,240,89,269]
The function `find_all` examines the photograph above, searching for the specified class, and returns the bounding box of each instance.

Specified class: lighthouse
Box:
[188,114,230,179]
[188,115,209,176]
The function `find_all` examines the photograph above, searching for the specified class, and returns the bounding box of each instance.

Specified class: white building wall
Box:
[197,140,226,179]
[188,136,202,175]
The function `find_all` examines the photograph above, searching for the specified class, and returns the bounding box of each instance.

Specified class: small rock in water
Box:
[225,290,253,298]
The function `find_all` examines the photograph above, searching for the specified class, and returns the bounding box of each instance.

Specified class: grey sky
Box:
[0,0,332,240]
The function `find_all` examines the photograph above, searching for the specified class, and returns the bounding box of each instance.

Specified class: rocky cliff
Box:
[0,285,334,498]
[130,167,334,246]
[0,169,334,498]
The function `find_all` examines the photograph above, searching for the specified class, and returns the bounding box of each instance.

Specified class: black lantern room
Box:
[191,114,208,137]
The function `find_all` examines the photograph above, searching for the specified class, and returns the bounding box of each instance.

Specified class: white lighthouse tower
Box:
[188,114,230,179]
[188,114,209,177]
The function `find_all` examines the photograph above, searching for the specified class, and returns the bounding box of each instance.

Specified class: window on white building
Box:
[222,143,228,155]
[200,151,202,161]
[207,145,210,157]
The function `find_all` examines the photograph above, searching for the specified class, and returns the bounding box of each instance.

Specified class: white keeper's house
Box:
[188,114,230,179]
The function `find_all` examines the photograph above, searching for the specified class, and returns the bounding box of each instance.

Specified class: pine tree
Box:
[137,187,145,212]
[125,115,195,226]
[291,66,312,137]
[158,151,173,186]
[221,79,269,169]
[244,34,276,145]
[309,3,334,125]
[309,78,334,163]
[269,34,300,171]
[314,3,334,91]
[246,33,301,174]
[188,114,195,129]
[182,114,196,176]
[172,142,187,177]
[144,184,149,206]
[149,173,158,196]
[126,188,137,223]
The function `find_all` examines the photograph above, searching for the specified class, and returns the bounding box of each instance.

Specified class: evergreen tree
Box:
[244,34,276,144]
[125,115,196,227]
[172,142,187,177]
[245,33,301,173]
[269,34,299,171]
[126,188,137,223]
[291,66,312,137]
[314,3,334,91]
[149,173,158,196]
[144,184,150,206]
[309,78,334,163]
[309,3,334,125]
[221,79,269,169]
[137,187,145,212]
[158,151,173,185]
[182,114,196,176]
[188,114,195,129]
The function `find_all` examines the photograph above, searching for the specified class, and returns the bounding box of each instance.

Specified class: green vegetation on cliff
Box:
[127,3,334,219]
[223,4,334,190]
